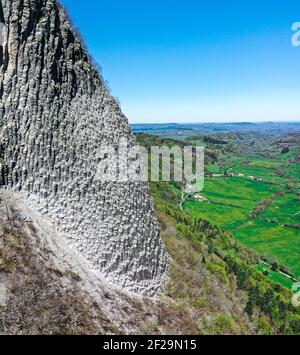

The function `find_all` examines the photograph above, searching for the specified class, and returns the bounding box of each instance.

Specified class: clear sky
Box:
[61,0,300,123]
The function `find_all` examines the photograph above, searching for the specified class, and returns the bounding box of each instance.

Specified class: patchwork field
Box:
[184,144,300,288]
[233,220,300,275]
[261,193,300,225]
[185,177,280,228]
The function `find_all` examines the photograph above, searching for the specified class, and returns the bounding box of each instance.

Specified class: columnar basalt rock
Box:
[0,0,168,295]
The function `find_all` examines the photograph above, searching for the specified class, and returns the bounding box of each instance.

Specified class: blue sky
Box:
[61,0,300,123]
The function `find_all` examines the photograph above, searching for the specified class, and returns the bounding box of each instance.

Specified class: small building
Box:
[194,195,208,202]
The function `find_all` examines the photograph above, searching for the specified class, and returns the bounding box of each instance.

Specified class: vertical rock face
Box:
[0,0,167,295]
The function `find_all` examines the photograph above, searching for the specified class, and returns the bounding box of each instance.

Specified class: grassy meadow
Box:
[184,147,300,288]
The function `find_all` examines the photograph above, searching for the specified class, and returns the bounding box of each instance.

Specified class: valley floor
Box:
[182,136,300,290]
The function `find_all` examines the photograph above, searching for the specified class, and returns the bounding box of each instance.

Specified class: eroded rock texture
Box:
[0,0,167,295]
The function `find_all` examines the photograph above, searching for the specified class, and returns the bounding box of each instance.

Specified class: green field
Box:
[284,164,300,180]
[256,264,295,289]
[261,193,300,225]
[185,177,279,228]
[184,149,300,289]
[233,220,300,276]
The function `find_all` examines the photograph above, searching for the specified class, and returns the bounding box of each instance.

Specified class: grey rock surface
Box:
[0,0,167,295]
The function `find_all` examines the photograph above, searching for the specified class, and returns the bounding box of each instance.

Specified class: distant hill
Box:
[132,122,300,136]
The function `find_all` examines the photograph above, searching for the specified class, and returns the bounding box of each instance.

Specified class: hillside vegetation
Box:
[137,132,300,335]
[139,129,300,287]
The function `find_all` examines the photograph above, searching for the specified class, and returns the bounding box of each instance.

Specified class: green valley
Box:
[135,126,300,292]
[135,127,300,335]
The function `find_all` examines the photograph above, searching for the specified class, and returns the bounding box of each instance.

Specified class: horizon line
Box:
[130,120,300,125]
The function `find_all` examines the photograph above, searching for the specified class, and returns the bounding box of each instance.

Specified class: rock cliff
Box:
[0,0,167,295]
